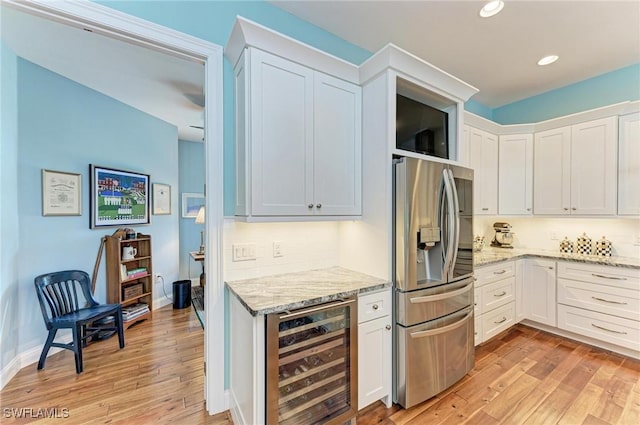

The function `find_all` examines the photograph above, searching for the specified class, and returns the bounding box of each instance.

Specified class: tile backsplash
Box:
[474,216,640,258]
[223,219,340,281]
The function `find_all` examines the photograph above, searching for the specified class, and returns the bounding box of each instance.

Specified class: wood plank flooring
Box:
[3,308,638,425]
[357,324,640,425]
[0,305,231,425]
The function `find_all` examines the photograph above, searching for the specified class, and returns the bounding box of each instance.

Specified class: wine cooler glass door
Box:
[266,298,358,425]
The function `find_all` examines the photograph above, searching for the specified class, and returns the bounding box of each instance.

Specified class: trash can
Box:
[173,280,192,309]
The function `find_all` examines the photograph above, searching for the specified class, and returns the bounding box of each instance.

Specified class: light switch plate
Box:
[273,241,283,257]
[232,243,257,261]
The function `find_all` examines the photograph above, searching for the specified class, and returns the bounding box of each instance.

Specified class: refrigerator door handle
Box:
[441,169,455,282]
[447,169,460,277]
[408,280,473,303]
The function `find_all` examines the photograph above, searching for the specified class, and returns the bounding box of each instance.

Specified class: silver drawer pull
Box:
[591,323,628,335]
[385,325,391,330]
[482,208,489,211]
[372,304,379,310]
[591,273,627,281]
[493,270,507,275]
[494,317,507,324]
[591,296,628,305]
[493,291,507,297]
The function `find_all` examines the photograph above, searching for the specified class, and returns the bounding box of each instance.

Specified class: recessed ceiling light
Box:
[537,55,559,66]
[479,1,505,18]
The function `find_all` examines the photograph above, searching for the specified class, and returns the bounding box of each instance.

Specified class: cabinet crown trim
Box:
[225,16,360,84]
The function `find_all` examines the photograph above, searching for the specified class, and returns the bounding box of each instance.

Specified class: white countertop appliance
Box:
[490,222,514,249]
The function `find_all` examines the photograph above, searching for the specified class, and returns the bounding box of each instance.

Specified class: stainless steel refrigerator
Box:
[393,156,475,408]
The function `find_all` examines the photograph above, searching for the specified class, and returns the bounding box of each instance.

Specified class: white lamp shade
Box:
[195,205,205,224]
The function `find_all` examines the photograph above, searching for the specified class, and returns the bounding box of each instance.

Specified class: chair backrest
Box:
[34,270,99,329]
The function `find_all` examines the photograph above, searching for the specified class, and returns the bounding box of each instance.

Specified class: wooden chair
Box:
[34,270,125,373]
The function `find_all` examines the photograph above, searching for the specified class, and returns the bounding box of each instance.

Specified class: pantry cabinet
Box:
[533,117,618,215]
[498,134,533,215]
[618,112,640,215]
[235,48,362,218]
[468,126,498,215]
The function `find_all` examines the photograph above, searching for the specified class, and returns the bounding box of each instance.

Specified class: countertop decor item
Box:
[473,236,485,252]
[594,236,613,257]
[559,237,574,253]
[576,233,592,255]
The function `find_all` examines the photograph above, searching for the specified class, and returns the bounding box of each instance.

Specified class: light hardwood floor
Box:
[3,308,638,425]
[357,324,640,425]
[0,305,231,425]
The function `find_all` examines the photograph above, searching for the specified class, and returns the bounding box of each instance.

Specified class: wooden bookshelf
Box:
[105,233,153,328]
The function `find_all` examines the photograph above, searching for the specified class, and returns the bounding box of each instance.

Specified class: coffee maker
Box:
[490,222,514,249]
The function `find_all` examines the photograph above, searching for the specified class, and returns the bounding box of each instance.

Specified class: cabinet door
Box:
[469,127,498,215]
[499,134,533,214]
[570,116,617,215]
[313,72,362,215]
[358,315,392,409]
[618,112,640,215]
[523,259,556,326]
[533,126,571,215]
[249,49,314,215]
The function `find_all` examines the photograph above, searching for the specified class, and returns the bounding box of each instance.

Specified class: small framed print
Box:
[152,183,171,215]
[42,169,82,216]
[182,192,205,218]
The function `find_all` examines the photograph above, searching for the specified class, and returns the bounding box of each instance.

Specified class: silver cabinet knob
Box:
[563,207,569,211]
[526,208,531,211]
[385,325,391,330]
[316,203,322,208]
[308,203,314,208]
[372,304,379,310]
[572,207,577,211]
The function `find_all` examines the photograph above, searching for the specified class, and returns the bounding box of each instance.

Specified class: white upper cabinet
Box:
[570,117,618,215]
[469,126,498,215]
[618,112,640,215]
[534,116,617,215]
[533,126,572,215]
[498,134,533,215]
[235,48,362,218]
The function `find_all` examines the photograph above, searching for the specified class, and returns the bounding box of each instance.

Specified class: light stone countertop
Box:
[474,247,640,269]
[226,266,390,316]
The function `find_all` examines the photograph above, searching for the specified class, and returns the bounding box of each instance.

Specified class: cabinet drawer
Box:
[482,302,515,342]
[558,304,640,352]
[557,262,640,290]
[480,277,515,314]
[358,289,392,323]
[475,261,515,287]
[558,278,640,321]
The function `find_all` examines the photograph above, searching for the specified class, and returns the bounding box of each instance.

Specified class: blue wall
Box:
[178,140,205,280]
[493,63,640,124]
[14,59,180,354]
[0,41,20,377]
[465,99,493,120]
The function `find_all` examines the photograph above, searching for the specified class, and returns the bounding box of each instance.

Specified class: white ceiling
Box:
[270,0,640,107]
[1,6,205,143]
[2,1,638,141]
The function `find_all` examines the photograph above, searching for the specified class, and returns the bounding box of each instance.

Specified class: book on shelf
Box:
[122,303,149,321]
[125,268,147,280]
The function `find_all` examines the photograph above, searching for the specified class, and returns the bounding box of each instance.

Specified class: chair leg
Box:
[116,312,125,349]
[37,329,57,370]
[72,324,83,374]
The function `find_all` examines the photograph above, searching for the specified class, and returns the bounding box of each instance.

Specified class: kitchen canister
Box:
[559,237,574,253]
[594,236,613,257]
[576,232,592,255]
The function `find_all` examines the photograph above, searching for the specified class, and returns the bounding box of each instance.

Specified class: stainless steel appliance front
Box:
[393,157,475,408]
[266,299,358,425]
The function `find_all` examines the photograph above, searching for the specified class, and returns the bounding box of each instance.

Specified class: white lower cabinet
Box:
[357,288,392,409]
[474,261,516,345]
[557,261,640,353]
[523,259,557,326]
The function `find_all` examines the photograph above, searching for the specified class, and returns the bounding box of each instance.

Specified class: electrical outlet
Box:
[550,230,560,240]
[273,241,283,257]
[154,273,162,283]
[232,243,257,261]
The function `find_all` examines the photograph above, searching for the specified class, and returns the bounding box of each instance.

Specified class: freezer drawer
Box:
[396,277,474,327]
[395,306,474,408]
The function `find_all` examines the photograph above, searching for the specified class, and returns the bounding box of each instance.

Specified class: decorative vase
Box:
[559,237,574,253]
[594,236,613,257]
[576,233,592,255]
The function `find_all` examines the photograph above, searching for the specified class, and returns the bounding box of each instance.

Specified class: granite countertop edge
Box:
[474,249,639,269]
[226,267,391,316]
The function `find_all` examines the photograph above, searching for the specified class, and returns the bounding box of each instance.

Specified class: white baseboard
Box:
[0,334,73,391]
[154,295,173,310]
[229,388,246,425]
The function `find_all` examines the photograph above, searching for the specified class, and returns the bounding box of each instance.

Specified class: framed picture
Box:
[90,164,150,228]
[182,192,205,218]
[152,183,171,215]
[41,169,82,216]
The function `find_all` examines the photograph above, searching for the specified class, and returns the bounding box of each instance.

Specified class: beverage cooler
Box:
[266,298,358,425]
